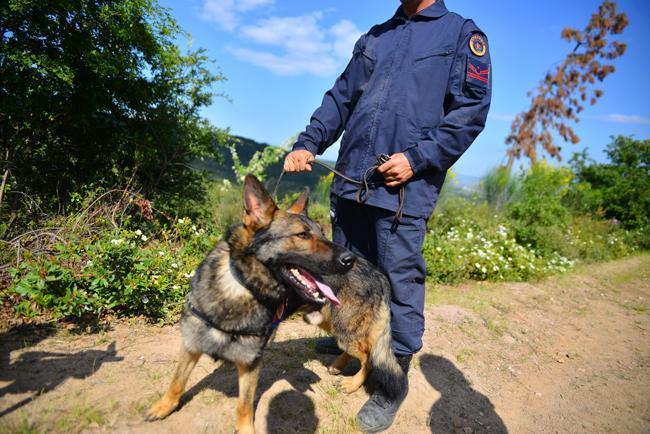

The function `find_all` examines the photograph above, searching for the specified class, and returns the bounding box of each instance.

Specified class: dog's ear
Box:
[286,187,310,215]
[243,174,277,229]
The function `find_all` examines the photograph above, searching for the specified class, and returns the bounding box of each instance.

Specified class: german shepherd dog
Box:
[146,174,406,433]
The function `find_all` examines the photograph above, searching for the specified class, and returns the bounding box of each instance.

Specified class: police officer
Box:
[284,0,491,431]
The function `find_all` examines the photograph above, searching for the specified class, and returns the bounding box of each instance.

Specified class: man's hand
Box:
[284,150,315,172]
[377,153,414,187]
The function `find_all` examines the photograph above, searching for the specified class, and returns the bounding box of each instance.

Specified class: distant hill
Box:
[194,136,333,197]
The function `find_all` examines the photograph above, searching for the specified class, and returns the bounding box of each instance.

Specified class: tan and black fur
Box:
[304,259,408,401]
[145,174,355,433]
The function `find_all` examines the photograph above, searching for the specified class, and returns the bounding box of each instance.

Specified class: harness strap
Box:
[274,156,405,224]
[187,301,278,340]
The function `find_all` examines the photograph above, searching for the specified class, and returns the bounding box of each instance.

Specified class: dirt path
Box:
[1,255,648,433]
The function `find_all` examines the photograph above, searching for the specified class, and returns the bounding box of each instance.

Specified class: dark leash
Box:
[273,154,405,224]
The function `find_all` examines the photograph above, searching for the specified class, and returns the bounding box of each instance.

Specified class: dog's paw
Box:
[338,377,362,394]
[145,397,178,421]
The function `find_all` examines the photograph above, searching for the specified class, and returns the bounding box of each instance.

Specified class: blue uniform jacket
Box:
[293,1,492,218]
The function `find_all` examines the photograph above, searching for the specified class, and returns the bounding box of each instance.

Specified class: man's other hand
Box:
[284,150,315,172]
[377,153,414,187]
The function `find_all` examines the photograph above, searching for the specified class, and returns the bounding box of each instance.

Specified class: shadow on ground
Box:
[0,323,123,417]
[177,337,331,434]
[420,354,508,433]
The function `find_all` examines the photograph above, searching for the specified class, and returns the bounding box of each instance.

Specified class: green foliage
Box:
[507,162,573,254]
[8,218,218,322]
[481,166,518,210]
[230,142,285,183]
[0,0,228,228]
[424,197,574,284]
[568,136,650,247]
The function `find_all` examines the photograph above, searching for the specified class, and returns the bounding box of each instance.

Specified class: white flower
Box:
[142,296,149,304]
[435,247,442,252]
[141,235,148,242]
[158,251,165,256]
[86,260,93,267]
[192,225,197,231]
[475,263,481,269]
[110,239,123,245]
[178,218,185,224]
[173,285,180,290]
[184,272,193,279]
[171,263,178,269]
[481,267,487,274]
[135,229,143,236]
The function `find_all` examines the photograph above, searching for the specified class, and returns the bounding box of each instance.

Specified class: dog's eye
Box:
[297,231,311,240]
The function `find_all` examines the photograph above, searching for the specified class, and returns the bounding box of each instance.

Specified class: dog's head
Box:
[241,174,355,307]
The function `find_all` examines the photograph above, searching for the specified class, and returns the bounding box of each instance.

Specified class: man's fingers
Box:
[377,158,395,172]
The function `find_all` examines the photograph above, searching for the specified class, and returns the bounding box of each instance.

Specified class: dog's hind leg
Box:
[235,360,261,434]
[328,352,351,375]
[146,346,201,421]
[339,349,371,394]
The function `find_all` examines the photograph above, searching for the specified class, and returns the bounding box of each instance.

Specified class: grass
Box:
[456,348,476,363]
[0,418,41,434]
[55,404,106,432]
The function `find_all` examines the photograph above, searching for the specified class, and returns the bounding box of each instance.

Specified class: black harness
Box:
[186,259,289,341]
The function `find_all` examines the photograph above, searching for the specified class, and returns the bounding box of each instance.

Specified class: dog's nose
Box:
[337,252,356,269]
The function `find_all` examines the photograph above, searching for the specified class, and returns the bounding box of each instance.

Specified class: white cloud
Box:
[201,0,275,31]
[591,114,650,125]
[231,12,363,77]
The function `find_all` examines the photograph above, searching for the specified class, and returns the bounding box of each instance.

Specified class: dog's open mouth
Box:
[281,265,341,307]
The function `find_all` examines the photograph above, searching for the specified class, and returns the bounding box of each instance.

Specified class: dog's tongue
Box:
[314,279,341,308]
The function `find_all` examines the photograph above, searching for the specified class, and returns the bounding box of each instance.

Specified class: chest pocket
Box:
[413,46,455,65]
[409,46,455,127]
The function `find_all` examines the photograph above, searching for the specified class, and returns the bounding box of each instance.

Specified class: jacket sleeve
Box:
[293,33,371,156]
[404,21,492,175]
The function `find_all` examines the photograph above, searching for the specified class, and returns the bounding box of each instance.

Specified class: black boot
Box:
[356,355,411,433]
[314,336,343,355]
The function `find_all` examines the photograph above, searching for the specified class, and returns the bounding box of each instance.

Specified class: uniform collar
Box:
[394,1,448,20]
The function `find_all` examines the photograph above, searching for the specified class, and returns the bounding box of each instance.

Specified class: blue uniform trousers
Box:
[330,195,427,356]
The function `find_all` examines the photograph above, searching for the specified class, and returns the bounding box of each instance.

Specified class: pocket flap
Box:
[414,46,455,61]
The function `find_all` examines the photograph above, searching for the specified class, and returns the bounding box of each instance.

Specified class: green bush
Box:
[425,197,574,284]
[507,162,573,254]
[568,136,650,248]
[7,218,218,323]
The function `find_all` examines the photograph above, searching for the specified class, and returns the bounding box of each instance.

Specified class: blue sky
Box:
[161,0,650,176]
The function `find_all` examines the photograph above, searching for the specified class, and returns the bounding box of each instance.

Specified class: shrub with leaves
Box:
[8,218,217,323]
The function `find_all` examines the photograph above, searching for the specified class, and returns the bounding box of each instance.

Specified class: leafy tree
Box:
[505,1,628,166]
[0,0,227,227]
[569,136,649,246]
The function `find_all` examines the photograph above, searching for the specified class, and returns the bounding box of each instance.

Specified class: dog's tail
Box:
[369,307,408,400]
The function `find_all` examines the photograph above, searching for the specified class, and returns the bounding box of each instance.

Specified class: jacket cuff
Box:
[404,144,431,175]
[292,140,319,156]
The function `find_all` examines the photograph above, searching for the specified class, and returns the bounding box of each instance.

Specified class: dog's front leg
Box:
[235,360,261,434]
[146,346,201,420]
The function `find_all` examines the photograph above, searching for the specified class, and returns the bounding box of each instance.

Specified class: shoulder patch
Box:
[466,57,490,88]
[469,34,487,57]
